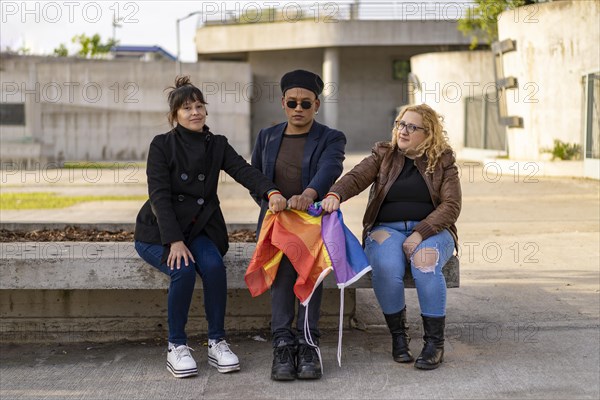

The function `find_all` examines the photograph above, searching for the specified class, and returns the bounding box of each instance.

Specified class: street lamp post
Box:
[176,11,202,75]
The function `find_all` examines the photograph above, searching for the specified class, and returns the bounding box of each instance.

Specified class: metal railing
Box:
[196,1,476,26]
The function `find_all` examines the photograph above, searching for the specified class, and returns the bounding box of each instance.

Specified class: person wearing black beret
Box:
[134,76,287,379]
[250,69,347,380]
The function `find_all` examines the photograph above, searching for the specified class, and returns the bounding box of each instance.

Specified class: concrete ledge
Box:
[0,242,458,290]
[0,289,356,343]
[0,242,368,289]
[0,241,458,342]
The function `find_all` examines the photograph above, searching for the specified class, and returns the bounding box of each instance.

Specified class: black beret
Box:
[280,69,324,98]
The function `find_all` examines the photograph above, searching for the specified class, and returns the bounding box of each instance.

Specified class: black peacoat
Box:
[134,124,276,256]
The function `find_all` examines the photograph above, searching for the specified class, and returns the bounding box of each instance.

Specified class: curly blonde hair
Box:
[391,103,452,173]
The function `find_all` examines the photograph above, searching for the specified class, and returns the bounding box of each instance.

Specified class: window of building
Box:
[0,103,25,125]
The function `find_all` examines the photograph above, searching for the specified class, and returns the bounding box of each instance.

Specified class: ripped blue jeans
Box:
[365,221,454,318]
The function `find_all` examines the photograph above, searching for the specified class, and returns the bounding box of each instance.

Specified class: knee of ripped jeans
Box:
[411,247,439,273]
[368,229,391,245]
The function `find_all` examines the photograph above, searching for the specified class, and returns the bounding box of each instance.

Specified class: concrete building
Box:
[4,2,595,179]
[407,1,599,179]
[194,2,472,151]
[499,0,599,179]
[410,50,500,157]
[0,55,253,165]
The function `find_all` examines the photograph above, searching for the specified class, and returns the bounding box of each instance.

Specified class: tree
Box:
[71,33,118,58]
[458,0,540,49]
[53,34,118,58]
[53,43,69,57]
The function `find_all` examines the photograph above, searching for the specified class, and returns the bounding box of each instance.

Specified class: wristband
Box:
[325,191,341,202]
[267,190,281,200]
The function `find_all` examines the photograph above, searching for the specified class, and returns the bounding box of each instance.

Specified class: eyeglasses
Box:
[395,120,426,134]
[286,100,313,110]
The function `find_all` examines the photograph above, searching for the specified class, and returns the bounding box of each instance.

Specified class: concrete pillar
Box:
[26,63,41,142]
[322,47,339,129]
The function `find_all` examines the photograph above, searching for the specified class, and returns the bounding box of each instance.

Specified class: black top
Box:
[376,158,434,223]
[274,133,308,198]
[134,124,277,256]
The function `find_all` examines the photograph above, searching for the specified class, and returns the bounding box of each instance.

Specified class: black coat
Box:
[134,124,276,256]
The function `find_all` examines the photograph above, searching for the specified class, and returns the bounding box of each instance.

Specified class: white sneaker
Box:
[167,343,198,378]
[208,339,240,373]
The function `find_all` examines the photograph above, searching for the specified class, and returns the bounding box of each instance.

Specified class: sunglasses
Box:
[286,100,313,110]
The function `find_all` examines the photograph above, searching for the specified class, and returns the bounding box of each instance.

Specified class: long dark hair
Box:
[166,76,208,127]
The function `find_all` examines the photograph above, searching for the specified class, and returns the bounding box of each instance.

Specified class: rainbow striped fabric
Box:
[245,204,372,306]
[245,204,372,367]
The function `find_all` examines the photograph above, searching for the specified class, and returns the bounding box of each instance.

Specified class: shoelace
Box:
[212,340,233,355]
[276,346,294,364]
[298,345,315,362]
[172,345,195,361]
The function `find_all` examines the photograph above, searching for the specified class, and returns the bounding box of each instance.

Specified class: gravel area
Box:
[0,227,256,242]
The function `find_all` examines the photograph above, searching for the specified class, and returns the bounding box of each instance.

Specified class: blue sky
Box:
[1,1,473,62]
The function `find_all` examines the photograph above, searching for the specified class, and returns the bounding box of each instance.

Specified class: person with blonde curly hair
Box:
[322,103,461,370]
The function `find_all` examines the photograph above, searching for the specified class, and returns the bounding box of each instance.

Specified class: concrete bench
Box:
[0,223,458,343]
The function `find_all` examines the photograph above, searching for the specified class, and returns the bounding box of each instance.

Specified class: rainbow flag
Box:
[245,204,371,306]
[245,204,372,367]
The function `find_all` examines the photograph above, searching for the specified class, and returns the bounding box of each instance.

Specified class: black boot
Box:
[296,343,322,379]
[384,307,414,363]
[271,342,297,380]
[414,315,445,370]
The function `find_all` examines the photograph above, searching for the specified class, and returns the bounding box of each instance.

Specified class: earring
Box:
[315,111,319,115]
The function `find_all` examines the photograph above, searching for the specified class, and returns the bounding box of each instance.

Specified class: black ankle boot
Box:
[384,307,414,363]
[414,315,445,370]
[296,344,322,379]
[271,343,297,380]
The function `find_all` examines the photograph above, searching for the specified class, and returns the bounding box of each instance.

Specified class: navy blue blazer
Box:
[251,120,346,231]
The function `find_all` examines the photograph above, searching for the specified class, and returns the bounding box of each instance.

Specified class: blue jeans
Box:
[365,221,454,318]
[134,235,227,345]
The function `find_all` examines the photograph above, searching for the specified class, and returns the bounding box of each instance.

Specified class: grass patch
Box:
[0,192,148,210]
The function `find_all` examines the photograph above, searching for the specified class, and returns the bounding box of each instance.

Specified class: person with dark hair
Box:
[322,103,461,371]
[134,76,287,378]
[251,69,346,381]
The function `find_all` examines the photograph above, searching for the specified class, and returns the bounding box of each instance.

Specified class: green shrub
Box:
[542,140,582,161]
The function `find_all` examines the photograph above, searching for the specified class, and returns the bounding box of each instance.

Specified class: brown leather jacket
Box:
[330,141,461,248]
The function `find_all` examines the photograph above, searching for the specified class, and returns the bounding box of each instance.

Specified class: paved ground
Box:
[1,155,599,399]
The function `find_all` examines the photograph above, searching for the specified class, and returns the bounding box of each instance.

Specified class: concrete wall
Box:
[410,50,497,153]
[247,46,461,152]
[195,17,471,153]
[499,0,600,160]
[247,48,324,144]
[1,55,253,162]
[196,19,470,54]
[0,289,356,342]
